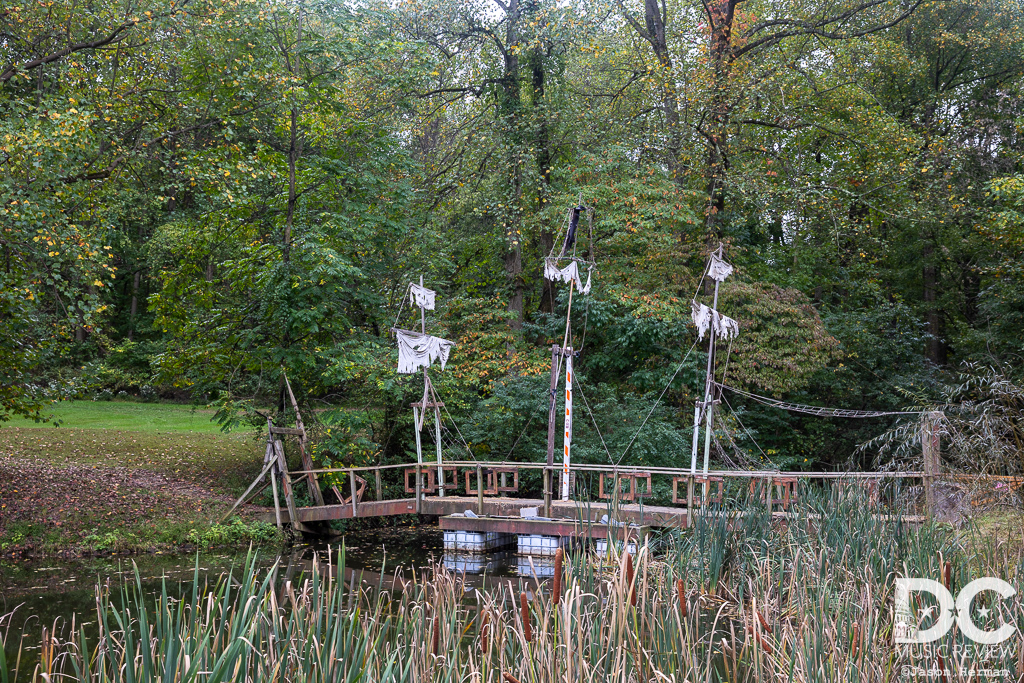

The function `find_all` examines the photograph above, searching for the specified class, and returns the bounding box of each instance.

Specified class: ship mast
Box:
[543,199,594,502]
[394,277,455,502]
[689,245,739,506]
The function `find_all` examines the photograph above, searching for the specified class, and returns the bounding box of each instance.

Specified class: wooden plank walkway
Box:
[256,494,925,530]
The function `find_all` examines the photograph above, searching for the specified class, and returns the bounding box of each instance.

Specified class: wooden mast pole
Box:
[560,279,575,501]
[414,275,426,513]
[700,245,723,504]
[545,344,559,517]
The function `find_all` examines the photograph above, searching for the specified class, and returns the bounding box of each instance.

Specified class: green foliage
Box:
[4,0,1024,470]
[184,519,280,549]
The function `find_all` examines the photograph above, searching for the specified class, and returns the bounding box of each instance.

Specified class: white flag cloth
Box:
[708,254,734,282]
[410,283,436,310]
[544,258,592,294]
[692,301,740,341]
[394,329,455,374]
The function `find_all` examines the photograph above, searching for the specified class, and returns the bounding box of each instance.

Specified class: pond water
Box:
[1,524,560,676]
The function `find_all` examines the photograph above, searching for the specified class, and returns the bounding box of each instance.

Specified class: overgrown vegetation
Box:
[2,0,1022,474]
[0,419,280,557]
[4,489,1022,681]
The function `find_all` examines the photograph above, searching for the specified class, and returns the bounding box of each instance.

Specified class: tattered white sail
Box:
[410,283,436,310]
[708,254,734,282]
[692,301,740,341]
[394,329,455,374]
[717,314,740,340]
[544,258,592,294]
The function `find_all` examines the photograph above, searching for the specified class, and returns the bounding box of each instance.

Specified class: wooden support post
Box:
[612,469,620,521]
[413,406,423,515]
[274,438,304,532]
[375,468,382,502]
[476,465,484,515]
[435,406,445,497]
[686,475,694,528]
[349,468,358,518]
[283,373,325,507]
[546,345,559,468]
[543,468,552,518]
[270,465,282,529]
[922,411,941,518]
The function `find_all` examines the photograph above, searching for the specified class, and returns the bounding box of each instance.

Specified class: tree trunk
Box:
[280,5,304,263]
[128,269,141,340]
[922,240,945,364]
[705,0,735,249]
[531,41,555,314]
[500,0,524,332]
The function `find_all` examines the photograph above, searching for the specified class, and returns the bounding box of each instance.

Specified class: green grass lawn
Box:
[0,401,278,556]
[14,400,227,433]
[2,401,266,496]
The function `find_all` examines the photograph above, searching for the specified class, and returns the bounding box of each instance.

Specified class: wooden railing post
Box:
[415,464,422,515]
[543,467,552,518]
[686,475,694,528]
[476,465,484,515]
[923,411,941,518]
[612,469,620,521]
[349,468,358,518]
[375,468,382,502]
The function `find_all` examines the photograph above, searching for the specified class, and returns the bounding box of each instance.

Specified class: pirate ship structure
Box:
[229,197,946,548]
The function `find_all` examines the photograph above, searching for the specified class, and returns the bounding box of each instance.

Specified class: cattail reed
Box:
[677,578,686,617]
[431,612,440,656]
[942,560,952,590]
[553,547,563,606]
[753,627,773,655]
[502,673,523,683]
[756,609,771,633]
[625,551,636,606]
[851,621,860,658]
[479,610,489,652]
[520,592,532,642]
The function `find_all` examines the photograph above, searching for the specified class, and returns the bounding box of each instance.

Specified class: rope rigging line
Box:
[391,281,413,331]
[428,382,477,461]
[616,339,699,465]
[571,374,614,464]
[717,383,924,418]
[719,390,777,470]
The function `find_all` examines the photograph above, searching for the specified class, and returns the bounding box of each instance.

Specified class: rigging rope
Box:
[717,383,923,418]
[719,390,777,469]
[428,382,477,461]
[572,374,614,464]
[616,339,699,465]
[391,282,412,331]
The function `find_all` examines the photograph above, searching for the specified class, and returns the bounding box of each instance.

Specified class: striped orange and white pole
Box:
[561,351,573,501]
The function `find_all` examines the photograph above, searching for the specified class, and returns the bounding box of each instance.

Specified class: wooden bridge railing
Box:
[284,460,936,520]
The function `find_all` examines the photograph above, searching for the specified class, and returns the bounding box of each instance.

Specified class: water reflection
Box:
[442,551,511,574]
[1,525,577,674]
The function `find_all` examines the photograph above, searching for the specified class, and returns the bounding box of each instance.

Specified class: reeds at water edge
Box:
[4,486,1024,682]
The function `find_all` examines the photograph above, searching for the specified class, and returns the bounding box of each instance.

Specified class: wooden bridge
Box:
[250,460,936,536]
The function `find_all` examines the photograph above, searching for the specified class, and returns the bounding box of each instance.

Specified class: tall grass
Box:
[4,485,1023,681]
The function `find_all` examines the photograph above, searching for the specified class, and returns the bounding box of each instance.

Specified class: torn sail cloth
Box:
[394,329,455,374]
[544,258,592,294]
[691,301,740,341]
[409,283,435,310]
[707,254,734,282]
